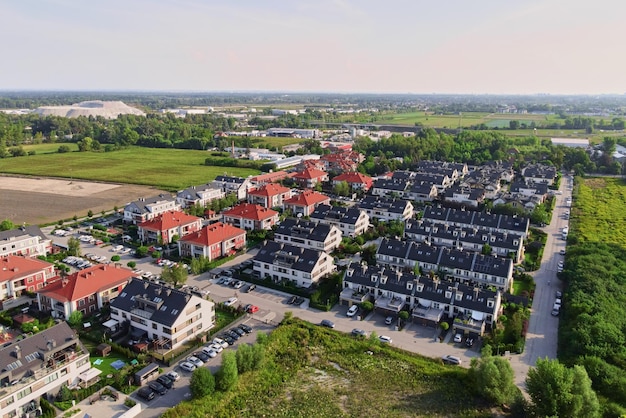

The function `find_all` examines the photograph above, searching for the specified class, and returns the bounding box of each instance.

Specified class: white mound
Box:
[34,100,145,119]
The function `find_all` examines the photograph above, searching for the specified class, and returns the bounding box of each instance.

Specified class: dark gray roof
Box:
[214,175,246,184]
[372,178,408,192]
[254,241,326,273]
[111,278,200,327]
[359,196,410,214]
[406,241,442,264]
[0,225,48,242]
[377,238,411,258]
[522,164,556,180]
[423,206,529,235]
[126,194,175,214]
[408,182,437,195]
[391,170,415,180]
[275,218,333,242]
[310,204,363,225]
[405,221,523,251]
[452,282,499,313]
[177,183,218,199]
[0,322,82,383]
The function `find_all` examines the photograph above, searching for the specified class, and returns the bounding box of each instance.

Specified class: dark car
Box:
[294,297,305,305]
[148,381,168,396]
[246,284,256,292]
[195,351,210,362]
[232,327,245,337]
[156,375,173,389]
[287,295,297,304]
[137,387,155,401]
[223,335,235,345]
[465,337,475,348]
[239,323,252,333]
[320,319,335,328]
[226,330,240,340]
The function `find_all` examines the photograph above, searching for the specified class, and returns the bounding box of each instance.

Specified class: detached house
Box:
[222,203,279,231]
[178,222,246,259]
[124,194,181,224]
[110,278,215,350]
[283,190,331,217]
[331,172,373,192]
[176,184,225,209]
[247,183,292,208]
[37,264,135,320]
[138,211,203,244]
[211,175,254,200]
[0,256,57,302]
[310,204,370,237]
[274,218,342,252]
[0,322,93,418]
[252,241,336,288]
[292,168,328,189]
[0,226,51,258]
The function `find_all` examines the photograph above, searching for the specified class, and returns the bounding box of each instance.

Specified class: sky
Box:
[1,0,625,95]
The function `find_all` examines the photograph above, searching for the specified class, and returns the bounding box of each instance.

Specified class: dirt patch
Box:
[0,176,166,225]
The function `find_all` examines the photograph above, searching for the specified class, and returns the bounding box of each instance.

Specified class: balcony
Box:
[374,296,404,313]
[339,288,368,304]
[453,316,486,335]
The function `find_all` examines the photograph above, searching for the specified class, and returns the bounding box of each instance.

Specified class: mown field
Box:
[570,177,626,247]
[0,146,260,191]
[162,318,495,418]
[22,142,80,154]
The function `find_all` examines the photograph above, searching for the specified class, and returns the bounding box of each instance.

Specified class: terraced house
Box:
[422,206,530,238]
[310,204,370,237]
[357,195,414,222]
[274,218,342,253]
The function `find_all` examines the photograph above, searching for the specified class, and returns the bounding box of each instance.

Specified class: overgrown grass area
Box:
[569,177,626,247]
[162,318,496,418]
[0,146,260,191]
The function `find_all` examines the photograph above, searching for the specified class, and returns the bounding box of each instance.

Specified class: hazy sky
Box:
[2,0,625,94]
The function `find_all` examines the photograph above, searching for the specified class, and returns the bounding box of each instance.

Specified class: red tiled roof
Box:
[38,264,134,303]
[0,256,55,282]
[248,183,290,198]
[250,171,290,183]
[294,168,327,180]
[223,203,279,221]
[180,222,246,246]
[333,172,373,185]
[284,190,330,207]
[138,211,201,231]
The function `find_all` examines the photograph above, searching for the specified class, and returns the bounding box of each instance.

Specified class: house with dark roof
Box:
[210,175,254,200]
[247,183,292,208]
[0,322,93,418]
[0,226,51,258]
[36,264,135,320]
[176,184,225,209]
[331,172,373,192]
[414,160,469,180]
[274,218,342,253]
[406,181,438,203]
[123,194,181,224]
[442,185,486,208]
[376,238,514,292]
[252,241,336,288]
[0,256,57,303]
[522,163,557,185]
[404,220,525,263]
[138,211,202,244]
[341,262,501,333]
[110,278,215,350]
[292,168,328,189]
[371,177,410,198]
[283,190,331,217]
[178,222,246,259]
[222,203,279,231]
[422,206,529,238]
[357,195,414,222]
[310,204,370,237]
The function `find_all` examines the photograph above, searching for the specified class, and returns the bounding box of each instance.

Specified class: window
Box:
[89,295,95,302]
[152,323,157,330]
[89,305,96,312]
[78,300,85,307]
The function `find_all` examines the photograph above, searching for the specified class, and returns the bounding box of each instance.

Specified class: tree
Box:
[67,237,81,256]
[68,310,83,327]
[57,145,70,153]
[189,367,215,398]
[481,243,492,255]
[470,356,517,405]
[87,210,93,218]
[526,358,600,418]
[0,219,15,231]
[135,245,148,257]
[111,255,121,262]
[161,264,188,287]
[359,300,374,312]
[216,351,238,391]
[333,180,350,197]
[398,311,409,321]
[126,261,136,268]
[78,136,94,152]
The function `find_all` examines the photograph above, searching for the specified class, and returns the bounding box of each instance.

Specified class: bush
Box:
[111,255,121,262]
[124,397,136,408]
[127,261,136,268]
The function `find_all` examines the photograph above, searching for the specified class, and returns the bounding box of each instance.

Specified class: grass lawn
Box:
[0,146,260,191]
[512,279,533,296]
[22,142,79,154]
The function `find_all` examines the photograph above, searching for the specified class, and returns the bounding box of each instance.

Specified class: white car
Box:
[187,356,204,368]
[179,361,196,372]
[213,338,229,349]
[201,347,218,358]
[454,333,463,343]
[379,335,392,344]
[209,343,223,353]
[346,305,359,317]
[224,297,238,307]
[111,245,123,252]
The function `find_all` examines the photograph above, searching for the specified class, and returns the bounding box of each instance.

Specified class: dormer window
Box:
[445,291,452,299]
[407,282,413,290]
[482,235,487,241]
[455,293,462,301]
[487,300,494,308]
[371,275,378,282]
[513,240,519,246]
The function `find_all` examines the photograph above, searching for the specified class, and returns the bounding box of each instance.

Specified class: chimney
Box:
[14,345,21,359]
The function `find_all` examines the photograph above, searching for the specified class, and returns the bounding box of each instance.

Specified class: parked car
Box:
[379,335,392,344]
[226,330,240,340]
[246,305,259,314]
[385,316,394,325]
[223,335,235,345]
[287,295,297,304]
[209,343,223,353]
[148,381,168,396]
[555,290,562,298]
[156,375,173,389]
[231,327,245,337]
[454,333,463,343]
[346,305,359,317]
[137,387,155,401]
[224,297,238,307]
[351,328,367,337]
[201,347,218,358]
[212,337,229,349]
[187,356,204,368]
[238,323,252,333]
[246,284,256,292]
[320,319,335,328]
[294,297,305,305]
[442,355,462,365]
[233,280,245,289]
[465,337,475,347]
[166,371,180,382]
[195,351,210,363]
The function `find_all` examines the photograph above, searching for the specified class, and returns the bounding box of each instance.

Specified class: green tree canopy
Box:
[469,356,517,405]
[216,351,238,391]
[0,219,15,231]
[161,264,188,287]
[67,310,83,327]
[190,367,215,399]
[67,236,81,256]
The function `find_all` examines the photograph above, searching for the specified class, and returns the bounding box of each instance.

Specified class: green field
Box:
[0,146,260,191]
[22,142,80,154]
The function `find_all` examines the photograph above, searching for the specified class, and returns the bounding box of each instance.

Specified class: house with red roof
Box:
[249,171,291,185]
[247,183,292,208]
[320,150,364,173]
[332,172,373,192]
[0,256,57,303]
[178,222,246,260]
[138,211,203,244]
[222,203,279,231]
[293,168,328,189]
[36,264,135,320]
[283,190,331,217]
